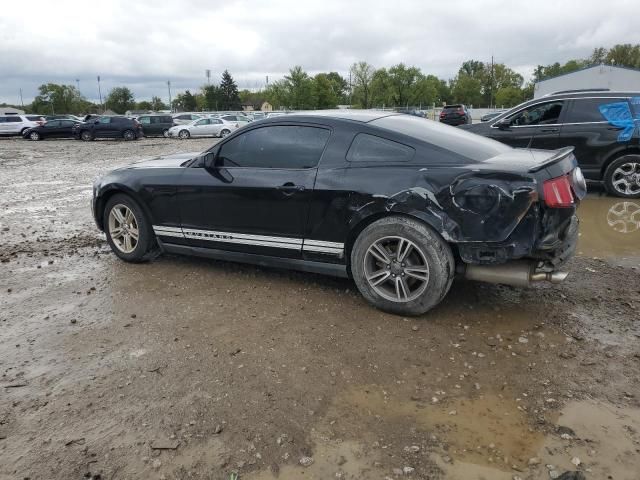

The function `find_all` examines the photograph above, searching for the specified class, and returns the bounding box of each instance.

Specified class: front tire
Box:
[178,129,190,139]
[81,130,93,141]
[604,155,640,198]
[162,129,169,138]
[29,131,41,141]
[220,129,231,138]
[350,216,455,316]
[104,194,155,263]
[123,129,136,141]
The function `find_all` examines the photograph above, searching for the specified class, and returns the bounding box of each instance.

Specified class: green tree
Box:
[350,61,375,108]
[203,85,223,110]
[495,87,524,107]
[219,70,241,110]
[388,63,422,107]
[606,43,640,68]
[104,87,135,114]
[150,96,167,111]
[312,73,339,109]
[171,90,197,111]
[284,66,314,109]
[31,83,88,114]
[136,101,152,111]
[451,74,483,106]
[325,72,348,102]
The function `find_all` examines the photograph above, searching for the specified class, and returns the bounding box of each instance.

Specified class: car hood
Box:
[122,151,200,169]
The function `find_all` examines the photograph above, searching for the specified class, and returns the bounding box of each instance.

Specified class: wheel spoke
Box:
[367,269,391,287]
[129,227,139,240]
[112,208,126,224]
[395,277,409,301]
[404,266,429,281]
[125,209,134,224]
[370,243,391,264]
[396,238,413,262]
[110,227,124,239]
[123,234,132,251]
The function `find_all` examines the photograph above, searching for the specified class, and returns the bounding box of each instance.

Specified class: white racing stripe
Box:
[152,225,344,256]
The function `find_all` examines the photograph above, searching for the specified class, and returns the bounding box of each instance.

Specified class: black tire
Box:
[29,131,41,141]
[603,155,640,198]
[123,129,136,141]
[80,130,93,141]
[220,129,231,138]
[162,129,169,138]
[103,194,156,263]
[178,129,190,139]
[20,127,29,136]
[350,216,455,316]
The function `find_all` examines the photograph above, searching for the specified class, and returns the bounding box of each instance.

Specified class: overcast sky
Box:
[1,0,638,104]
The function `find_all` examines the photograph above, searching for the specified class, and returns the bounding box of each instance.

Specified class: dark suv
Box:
[136,114,174,137]
[439,104,471,126]
[461,91,640,198]
[73,116,143,141]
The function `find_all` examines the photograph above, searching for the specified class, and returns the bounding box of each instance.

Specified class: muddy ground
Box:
[1,136,639,480]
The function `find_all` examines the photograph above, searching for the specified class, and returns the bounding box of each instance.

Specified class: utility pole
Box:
[206,69,211,85]
[76,78,80,94]
[97,76,103,113]
[167,80,172,112]
[490,55,494,109]
[348,71,352,107]
[19,88,24,109]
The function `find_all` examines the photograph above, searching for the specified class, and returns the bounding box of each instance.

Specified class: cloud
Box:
[0,0,638,104]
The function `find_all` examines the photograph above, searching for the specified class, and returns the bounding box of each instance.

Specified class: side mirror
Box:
[203,152,216,169]
[495,118,511,130]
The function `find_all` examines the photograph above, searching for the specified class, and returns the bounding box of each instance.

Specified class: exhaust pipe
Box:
[462,260,568,288]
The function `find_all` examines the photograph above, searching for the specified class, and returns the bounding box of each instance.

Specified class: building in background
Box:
[534,64,640,98]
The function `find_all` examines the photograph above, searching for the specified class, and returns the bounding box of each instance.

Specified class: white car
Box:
[167,117,239,139]
[220,114,251,125]
[0,114,44,136]
[172,113,204,125]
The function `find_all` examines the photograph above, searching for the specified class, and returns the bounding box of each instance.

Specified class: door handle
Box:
[540,128,559,133]
[277,183,305,195]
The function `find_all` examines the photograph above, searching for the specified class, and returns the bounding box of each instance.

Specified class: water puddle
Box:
[578,194,640,265]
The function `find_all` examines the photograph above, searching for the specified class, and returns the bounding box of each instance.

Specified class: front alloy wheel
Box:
[29,131,41,141]
[178,129,190,139]
[108,204,139,254]
[220,129,231,138]
[81,130,93,141]
[123,129,135,141]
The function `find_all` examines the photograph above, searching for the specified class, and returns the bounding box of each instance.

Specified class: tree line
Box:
[4,43,638,115]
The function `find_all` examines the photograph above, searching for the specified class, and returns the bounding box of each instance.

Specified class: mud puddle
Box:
[578,194,640,267]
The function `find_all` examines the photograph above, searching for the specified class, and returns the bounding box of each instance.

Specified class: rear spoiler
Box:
[528,146,575,173]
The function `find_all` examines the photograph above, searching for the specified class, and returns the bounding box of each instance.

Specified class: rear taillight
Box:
[439,112,445,118]
[458,108,464,115]
[543,175,574,208]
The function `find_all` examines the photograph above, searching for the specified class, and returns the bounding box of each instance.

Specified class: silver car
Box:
[172,113,204,125]
[167,117,239,139]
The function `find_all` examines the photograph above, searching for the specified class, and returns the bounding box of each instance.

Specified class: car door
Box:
[178,124,331,258]
[488,100,565,149]
[189,118,212,136]
[42,120,60,137]
[208,118,224,136]
[94,116,116,138]
[138,116,152,135]
[58,120,76,138]
[5,116,22,134]
[559,97,631,180]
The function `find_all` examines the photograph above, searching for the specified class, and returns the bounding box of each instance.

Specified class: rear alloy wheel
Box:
[351,216,455,316]
[123,129,136,141]
[220,129,231,138]
[178,129,190,139]
[29,131,41,141]
[81,130,93,141]
[162,129,169,138]
[604,155,640,198]
[104,194,155,262]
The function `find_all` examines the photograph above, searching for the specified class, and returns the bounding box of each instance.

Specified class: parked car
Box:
[136,114,175,137]
[0,114,44,136]
[172,113,204,125]
[460,91,640,198]
[480,110,506,122]
[167,117,239,139]
[439,105,472,126]
[92,111,585,315]
[220,114,251,125]
[73,116,143,141]
[22,119,80,140]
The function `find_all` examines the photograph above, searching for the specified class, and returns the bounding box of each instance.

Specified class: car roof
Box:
[542,91,640,99]
[262,110,400,124]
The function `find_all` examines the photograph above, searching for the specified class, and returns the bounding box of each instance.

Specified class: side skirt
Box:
[159,241,349,278]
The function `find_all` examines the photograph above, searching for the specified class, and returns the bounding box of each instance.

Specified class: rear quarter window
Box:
[565,98,626,123]
[346,133,415,162]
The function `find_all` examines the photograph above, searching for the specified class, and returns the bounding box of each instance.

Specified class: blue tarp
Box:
[599,97,640,142]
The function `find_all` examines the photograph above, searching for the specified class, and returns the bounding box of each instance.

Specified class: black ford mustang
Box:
[92,111,586,315]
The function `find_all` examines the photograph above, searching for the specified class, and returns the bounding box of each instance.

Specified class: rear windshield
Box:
[27,116,42,121]
[370,114,511,162]
[443,105,462,111]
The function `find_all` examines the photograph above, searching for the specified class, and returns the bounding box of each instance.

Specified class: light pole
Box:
[76,78,80,95]
[97,76,103,112]
[167,80,172,112]
[206,69,211,85]
[19,88,24,109]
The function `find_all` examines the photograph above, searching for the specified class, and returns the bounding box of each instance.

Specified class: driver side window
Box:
[195,119,209,126]
[508,101,564,126]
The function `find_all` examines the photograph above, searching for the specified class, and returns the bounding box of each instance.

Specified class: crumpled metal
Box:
[598,96,640,142]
